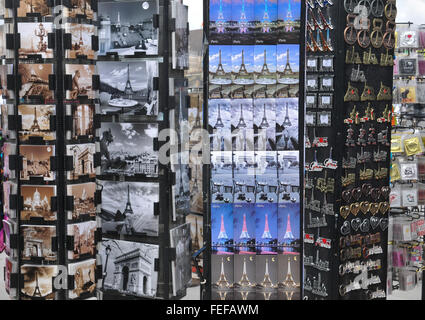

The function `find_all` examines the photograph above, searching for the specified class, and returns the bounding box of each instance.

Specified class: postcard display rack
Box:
[0,0,102,300]
[304,0,395,300]
[96,0,192,300]
[205,0,305,300]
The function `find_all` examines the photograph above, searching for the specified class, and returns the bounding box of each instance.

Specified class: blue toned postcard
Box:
[277,0,301,43]
[233,203,256,254]
[255,202,278,254]
[211,203,234,254]
[210,0,233,44]
[277,202,300,253]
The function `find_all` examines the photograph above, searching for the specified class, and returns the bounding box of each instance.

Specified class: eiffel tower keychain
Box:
[323,147,338,169]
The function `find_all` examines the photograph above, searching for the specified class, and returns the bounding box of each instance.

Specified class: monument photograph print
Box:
[100,239,159,298]
[67,220,97,260]
[21,185,56,221]
[170,223,192,296]
[65,23,97,59]
[20,265,57,300]
[66,143,96,180]
[18,104,55,141]
[17,22,53,59]
[21,225,57,262]
[65,64,96,100]
[67,182,96,220]
[100,181,159,236]
[98,61,158,115]
[65,0,94,19]
[70,104,95,139]
[68,259,97,299]
[18,0,51,17]
[19,145,55,181]
[98,0,159,56]
[18,63,54,101]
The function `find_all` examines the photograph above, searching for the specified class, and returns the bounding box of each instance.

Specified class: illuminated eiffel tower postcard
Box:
[255,255,278,300]
[209,0,232,44]
[212,255,234,300]
[254,0,278,44]
[233,254,256,300]
[231,0,255,44]
[212,203,234,254]
[255,203,278,254]
[233,204,256,254]
[277,202,300,253]
[277,0,301,43]
[277,253,301,300]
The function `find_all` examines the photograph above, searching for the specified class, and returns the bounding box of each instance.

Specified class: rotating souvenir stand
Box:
[1,0,103,300]
[204,0,305,300]
[389,22,425,299]
[95,0,191,300]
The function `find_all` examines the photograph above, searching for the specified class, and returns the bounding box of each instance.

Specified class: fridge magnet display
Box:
[276,98,298,150]
[186,213,203,252]
[255,203,278,254]
[277,253,300,300]
[2,219,17,258]
[277,0,301,43]
[18,63,54,101]
[5,257,17,297]
[67,182,96,220]
[66,143,96,180]
[233,203,256,254]
[68,259,96,299]
[20,265,58,300]
[100,239,159,298]
[17,22,53,59]
[65,23,97,60]
[65,64,96,100]
[277,202,300,252]
[98,61,158,115]
[211,203,233,254]
[278,151,300,203]
[256,255,278,300]
[19,145,55,181]
[233,254,256,300]
[231,0,255,45]
[21,225,57,262]
[170,223,192,296]
[18,0,51,17]
[18,104,56,142]
[98,0,159,56]
[70,104,95,140]
[100,122,158,177]
[99,181,159,236]
[21,185,57,221]
[172,1,189,70]
[211,254,234,300]
[65,0,94,19]
[67,220,97,260]
[254,0,278,44]
[209,0,232,44]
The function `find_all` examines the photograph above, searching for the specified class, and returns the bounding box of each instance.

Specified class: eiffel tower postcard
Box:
[18,63,54,102]
[254,98,276,151]
[65,23,96,60]
[211,255,234,300]
[20,265,58,300]
[255,203,278,254]
[209,0,232,44]
[18,104,55,142]
[277,253,300,300]
[277,0,301,44]
[254,0,278,44]
[231,0,255,44]
[233,203,256,254]
[233,254,256,299]
[211,203,234,254]
[275,97,299,150]
[255,255,278,300]
[277,201,300,253]
[99,181,159,236]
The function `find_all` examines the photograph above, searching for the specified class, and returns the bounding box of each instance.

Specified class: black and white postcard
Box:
[171,1,189,69]
[98,61,158,115]
[100,239,159,298]
[100,122,158,176]
[98,0,159,56]
[99,180,159,236]
[170,223,192,296]
[275,98,298,150]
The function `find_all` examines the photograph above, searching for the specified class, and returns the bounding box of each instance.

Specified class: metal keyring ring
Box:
[383,31,395,49]
[344,26,358,45]
[384,2,397,20]
[357,29,371,48]
[370,0,384,17]
[371,29,383,48]
[344,0,358,13]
